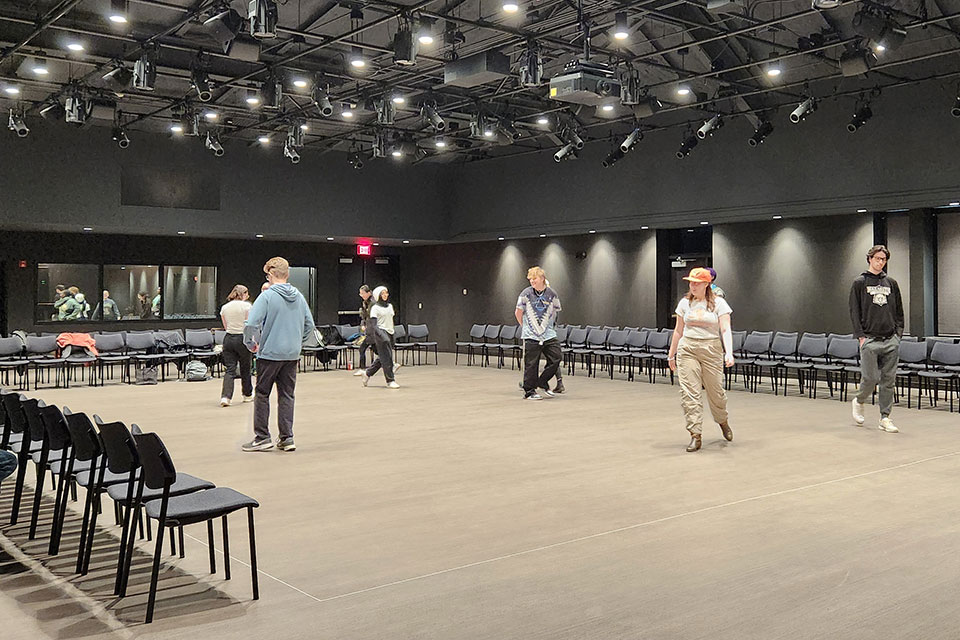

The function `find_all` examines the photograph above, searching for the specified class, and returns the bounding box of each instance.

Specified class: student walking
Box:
[360,286,400,388]
[242,257,315,452]
[849,244,904,433]
[516,266,562,400]
[667,268,735,452]
[219,284,253,407]
[354,284,376,376]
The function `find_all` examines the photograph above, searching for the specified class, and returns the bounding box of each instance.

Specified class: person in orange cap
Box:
[667,267,735,452]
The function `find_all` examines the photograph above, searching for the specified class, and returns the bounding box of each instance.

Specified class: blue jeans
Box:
[0,450,17,482]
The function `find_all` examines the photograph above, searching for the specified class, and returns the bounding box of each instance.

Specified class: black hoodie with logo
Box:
[849,270,904,339]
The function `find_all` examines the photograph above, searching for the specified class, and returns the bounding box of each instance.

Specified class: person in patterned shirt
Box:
[515,266,563,400]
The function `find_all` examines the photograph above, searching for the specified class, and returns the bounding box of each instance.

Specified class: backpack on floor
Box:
[135,365,159,385]
[185,361,209,381]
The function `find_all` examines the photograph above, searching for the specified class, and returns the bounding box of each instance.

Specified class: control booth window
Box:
[163,266,218,319]
[103,265,161,320]
[36,263,100,323]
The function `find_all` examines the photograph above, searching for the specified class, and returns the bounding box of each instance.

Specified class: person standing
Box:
[667,268,735,452]
[360,286,400,388]
[152,287,162,318]
[92,290,120,321]
[706,267,726,298]
[242,257,315,452]
[354,285,376,376]
[219,284,254,407]
[850,244,904,433]
[138,292,153,319]
[516,266,562,400]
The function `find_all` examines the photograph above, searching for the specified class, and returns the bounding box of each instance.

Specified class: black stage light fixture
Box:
[951,93,960,118]
[839,47,874,77]
[133,45,158,90]
[65,90,89,125]
[847,105,872,132]
[102,65,133,93]
[205,132,224,156]
[748,121,773,146]
[519,39,542,87]
[498,118,521,140]
[111,126,130,148]
[393,20,418,66]
[602,146,625,168]
[283,139,300,163]
[191,67,212,102]
[619,66,641,105]
[312,85,334,116]
[348,152,364,169]
[249,0,278,39]
[7,108,29,137]
[376,98,396,125]
[40,101,65,120]
[204,6,244,53]
[421,102,445,131]
[676,132,698,158]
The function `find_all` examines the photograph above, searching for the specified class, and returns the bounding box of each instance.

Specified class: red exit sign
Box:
[357,244,372,256]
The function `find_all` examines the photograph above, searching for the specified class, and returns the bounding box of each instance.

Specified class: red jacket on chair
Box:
[56,333,99,357]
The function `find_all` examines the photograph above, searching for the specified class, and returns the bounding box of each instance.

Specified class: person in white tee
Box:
[360,285,400,389]
[667,267,735,452]
[219,284,253,406]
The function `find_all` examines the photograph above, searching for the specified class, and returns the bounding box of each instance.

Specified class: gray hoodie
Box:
[243,283,315,361]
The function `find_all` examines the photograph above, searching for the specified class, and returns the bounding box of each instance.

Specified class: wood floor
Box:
[2,354,959,640]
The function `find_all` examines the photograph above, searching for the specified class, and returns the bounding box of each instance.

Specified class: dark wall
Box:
[0,125,448,242]
[445,82,960,241]
[402,231,657,350]
[0,230,378,334]
[712,214,874,334]
[937,212,959,334]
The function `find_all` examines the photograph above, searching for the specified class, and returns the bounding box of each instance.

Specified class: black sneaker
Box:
[553,382,565,394]
[277,437,296,452]
[525,392,543,400]
[541,388,556,398]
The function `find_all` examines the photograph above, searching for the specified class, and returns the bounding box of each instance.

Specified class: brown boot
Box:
[686,434,702,452]
[719,422,733,442]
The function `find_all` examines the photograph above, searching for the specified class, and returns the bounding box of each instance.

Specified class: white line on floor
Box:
[185,449,960,606]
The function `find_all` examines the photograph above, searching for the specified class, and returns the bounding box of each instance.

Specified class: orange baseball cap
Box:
[683,267,713,283]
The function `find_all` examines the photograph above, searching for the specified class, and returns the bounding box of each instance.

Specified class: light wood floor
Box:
[2,354,959,640]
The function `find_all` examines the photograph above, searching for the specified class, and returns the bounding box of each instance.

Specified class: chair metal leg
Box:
[207,520,217,574]
[28,449,49,540]
[145,515,166,624]
[247,507,259,600]
[222,515,231,580]
[179,525,185,558]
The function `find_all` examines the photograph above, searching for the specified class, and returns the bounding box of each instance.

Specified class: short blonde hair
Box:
[264,256,289,279]
[526,266,545,280]
[228,284,249,301]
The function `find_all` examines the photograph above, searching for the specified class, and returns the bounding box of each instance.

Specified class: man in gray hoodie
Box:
[242,257,315,452]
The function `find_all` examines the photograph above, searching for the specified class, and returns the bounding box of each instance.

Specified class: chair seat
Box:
[414,341,438,347]
[145,487,259,526]
[782,362,814,369]
[133,354,165,362]
[50,457,93,475]
[188,350,218,358]
[65,356,96,364]
[97,355,130,362]
[753,359,784,368]
[917,371,955,379]
[0,359,29,367]
[161,352,188,360]
[76,467,138,488]
[813,364,844,372]
[843,365,862,373]
[108,472,215,504]
[30,358,65,366]
[31,448,65,465]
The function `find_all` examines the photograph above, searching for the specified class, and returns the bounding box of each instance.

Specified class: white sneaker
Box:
[353,370,364,377]
[525,392,543,400]
[541,388,556,398]
[242,395,253,403]
[879,417,899,433]
[220,397,230,407]
[360,372,369,387]
[387,381,400,389]
[851,398,865,425]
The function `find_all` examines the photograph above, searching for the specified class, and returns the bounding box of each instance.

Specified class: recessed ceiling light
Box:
[293,79,308,88]
[641,226,649,230]
[67,42,84,52]
[402,240,410,244]
[700,221,709,225]
[177,230,186,235]
[676,85,690,96]
[300,123,309,131]
[687,229,694,232]
[83,226,93,231]
[258,135,270,144]
[857,208,867,213]
[766,66,781,78]
[32,58,49,75]
[949,202,960,207]
[246,91,260,105]
[536,116,549,125]
[373,242,380,246]
[392,95,405,104]
[483,129,494,137]
[588,229,597,233]
[498,236,505,241]
[341,107,354,118]
[601,104,614,112]
[170,123,183,133]
[4,86,20,95]
[539,233,546,238]
[326,237,334,241]
[391,149,403,157]
[502,1,519,13]
[435,139,446,148]
[772,215,782,219]
[874,44,885,53]
[203,110,218,120]
[419,34,434,45]
[255,234,264,238]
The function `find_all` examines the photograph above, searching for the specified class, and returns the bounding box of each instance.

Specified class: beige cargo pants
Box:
[676,337,729,435]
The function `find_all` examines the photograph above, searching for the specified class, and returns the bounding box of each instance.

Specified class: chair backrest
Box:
[926,336,958,358]
[646,332,670,351]
[25,335,59,356]
[929,341,960,366]
[625,329,647,349]
[770,332,798,357]
[606,329,628,348]
[640,327,656,334]
[94,333,126,353]
[213,330,226,345]
[567,327,588,344]
[499,325,516,341]
[394,324,407,341]
[897,339,927,364]
[1,392,26,435]
[827,338,860,360]
[125,332,156,351]
[62,409,101,461]
[827,333,853,341]
[731,331,746,353]
[742,331,773,355]
[797,336,828,358]
[337,325,354,340]
[554,325,568,343]
[407,324,429,340]
[185,329,214,349]
[21,397,46,442]
[0,336,23,358]
[602,326,619,331]
[133,432,178,491]
[584,325,601,331]
[483,324,501,341]
[586,328,607,347]
[469,324,486,340]
[900,335,919,342]
[623,326,639,332]
[39,404,71,451]
[801,332,826,340]
[98,421,140,474]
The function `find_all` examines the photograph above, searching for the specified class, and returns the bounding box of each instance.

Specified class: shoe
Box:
[277,437,296,451]
[851,398,865,425]
[387,381,400,389]
[719,422,733,441]
[360,372,369,387]
[242,395,254,403]
[525,392,543,400]
[353,370,364,377]
[553,382,565,394]
[878,417,899,433]
[541,388,556,398]
[393,362,403,373]
[686,435,702,452]
[220,397,230,407]
[241,438,274,452]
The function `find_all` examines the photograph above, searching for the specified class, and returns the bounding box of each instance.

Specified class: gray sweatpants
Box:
[253,359,298,441]
[856,335,900,417]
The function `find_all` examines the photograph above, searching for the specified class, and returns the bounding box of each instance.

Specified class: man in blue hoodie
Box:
[242,257,315,452]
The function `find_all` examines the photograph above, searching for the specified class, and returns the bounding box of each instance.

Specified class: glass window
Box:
[288,266,316,316]
[163,266,218,319]
[36,264,100,323]
[103,265,161,320]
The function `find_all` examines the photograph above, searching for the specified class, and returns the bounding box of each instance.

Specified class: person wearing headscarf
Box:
[360,285,399,389]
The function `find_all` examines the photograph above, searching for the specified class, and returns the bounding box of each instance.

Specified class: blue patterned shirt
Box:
[516,286,562,342]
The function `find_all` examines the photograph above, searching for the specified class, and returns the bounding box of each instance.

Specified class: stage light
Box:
[203,7,243,53]
[498,118,521,140]
[312,85,334,116]
[7,109,29,137]
[40,101,64,120]
[503,1,519,13]
[697,114,722,139]
[613,12,629,40]
[418,18,435,45]
[102,65,133,92]
[246,88,261,105]
[748,121,773,146]
[519,40,542,87]
[789,97,816,123]
[205,132,224,156]
[376,98,396,124]
[65,91,88,124]
[191,67,212,101]
[765,60,781,77]
[676,133,698,158]
[109,0,128,23]
[31,57,49,75]
[111,126,129,148]
[554,143,577,162]
[602,147,625,168]
[847,105,872,133]
[951,94,960,118]
[393,22,417,66]
[249,0,278,39]
[283,140,300,163]
[348,152,364,169]
[133,45,158,90]
[421,102,445,131]
[620,127,642,152]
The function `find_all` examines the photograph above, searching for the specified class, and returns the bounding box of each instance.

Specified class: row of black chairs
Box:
[302,323,439,371]
[0,390,260,623]
[0,329,223,390]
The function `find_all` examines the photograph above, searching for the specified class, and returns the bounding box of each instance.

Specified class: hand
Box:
[668,357,676,372]
[858,337,866,347]
[724,353,735,368]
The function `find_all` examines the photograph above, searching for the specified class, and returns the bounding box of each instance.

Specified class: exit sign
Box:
[357,244,372,256]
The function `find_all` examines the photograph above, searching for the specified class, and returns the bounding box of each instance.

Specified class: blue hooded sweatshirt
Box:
[243,283,315,361]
